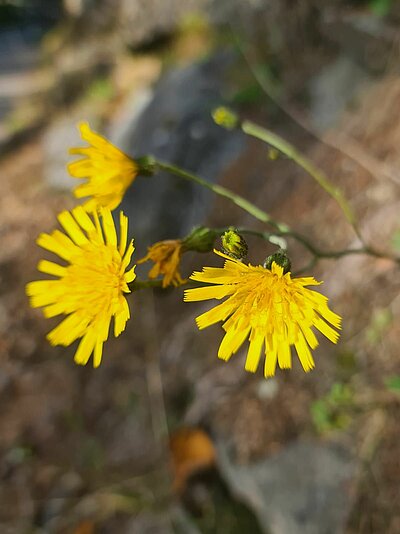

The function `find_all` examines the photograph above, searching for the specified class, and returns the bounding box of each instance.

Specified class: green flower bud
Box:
[268,147,280,160]
[212,107,239,130]
[136,155,157,176]
[183,226,217,253]
[221,229,248,260]
[264,249,291,274]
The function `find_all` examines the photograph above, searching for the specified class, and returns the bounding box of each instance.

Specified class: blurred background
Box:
[1,0,400,532]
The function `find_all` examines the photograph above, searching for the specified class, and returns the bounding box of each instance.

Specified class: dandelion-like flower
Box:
[184,250,341,377]
[68,122,138,211]
[138,240,186,288]
[26,206,136,367]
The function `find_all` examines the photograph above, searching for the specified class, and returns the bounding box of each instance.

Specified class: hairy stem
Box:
[156,160,289,233]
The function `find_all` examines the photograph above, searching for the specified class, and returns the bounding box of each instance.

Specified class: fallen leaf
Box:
[169,427,216,493]
[72,520,95,534]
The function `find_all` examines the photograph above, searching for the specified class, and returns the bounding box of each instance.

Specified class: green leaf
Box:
[385,375,400,393]
[366,308,392,345]
[369,0,392,17]
[231,83,265,106]
[391,229,400,253]
[311,382,354,435]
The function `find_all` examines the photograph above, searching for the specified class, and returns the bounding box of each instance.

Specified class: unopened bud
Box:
[221,229,248,260]
[136,155,157,176]
[264,249,291,274]
[268,147,280,160]
[212,107,239,130]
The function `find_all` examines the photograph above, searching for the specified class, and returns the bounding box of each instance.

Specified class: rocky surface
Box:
[0,27,42,144]
[118,52,245,248]
[218,440,356,534]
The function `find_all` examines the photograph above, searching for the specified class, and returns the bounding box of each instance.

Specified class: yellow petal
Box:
[72,206,96,235]
[58,211,88,246]
[264,337,278,377]
[100,208,117,247]
[184,285,234,302]
[37,231,77,261]
[295,333,315,372]
[74,331,96,366]
[195,299,237,330]
[277,339,291,370]
[244,332,263,373]
[313,316,340,344]
[119,211,128,256]
[37,260,67,278]
[93,340,104,368]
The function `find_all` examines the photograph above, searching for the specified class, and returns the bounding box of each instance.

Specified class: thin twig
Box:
[140,291,170,449]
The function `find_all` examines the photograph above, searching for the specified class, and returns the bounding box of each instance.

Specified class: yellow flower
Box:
[68,122,138,211]
[184,250,341,377]
[26,206,136,367]
[138,240,186,288]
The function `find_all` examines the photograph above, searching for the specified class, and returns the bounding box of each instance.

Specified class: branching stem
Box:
[146,160,399,274]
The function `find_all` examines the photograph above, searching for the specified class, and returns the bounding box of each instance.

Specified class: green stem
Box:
[237,227,390,260]
[196,226,399,267]
[241,119,361,239]
[130,279,163,291]
[156,160,290,233]
[152,160,399,268]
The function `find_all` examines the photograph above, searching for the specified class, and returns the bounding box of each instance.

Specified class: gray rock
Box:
[217,440,356,534]
[171,505,202,534]
[124,506,201,534]
[119,0,208,48]
[42,116,82,190]
[42,111,98,190]
[0,28,41,144]
[117,52,245,248]
[65,0,209,48]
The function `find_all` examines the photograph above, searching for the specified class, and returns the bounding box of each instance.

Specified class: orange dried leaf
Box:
[169,427,216,493]
[72,520,95,534]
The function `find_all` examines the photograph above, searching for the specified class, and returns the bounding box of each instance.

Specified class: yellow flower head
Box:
[138,240,186,288]
[184,250,341,377]
[68,122,138,211]
[26,206,136,367]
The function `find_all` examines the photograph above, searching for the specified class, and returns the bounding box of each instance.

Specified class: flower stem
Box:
[153,160,399,268]
[155,160,290,233]
[240,119,361,239]
[130,278,163,291]
[235,227,399,264]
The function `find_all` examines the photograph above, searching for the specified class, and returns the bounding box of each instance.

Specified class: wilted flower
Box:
[184,250,341,377]
[26,206,136,367]
[138,239,185,288]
